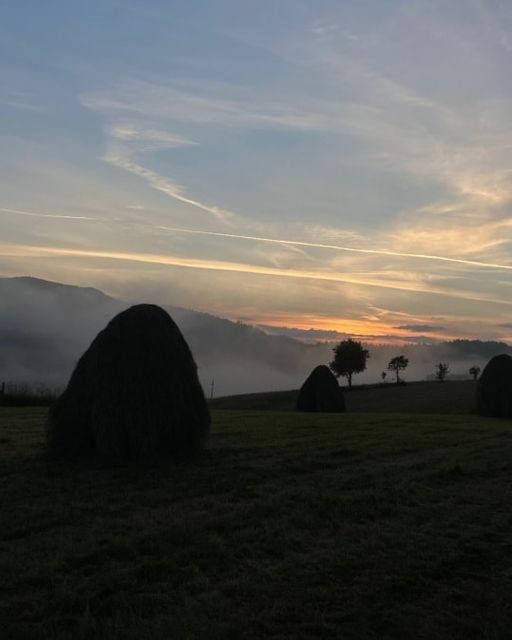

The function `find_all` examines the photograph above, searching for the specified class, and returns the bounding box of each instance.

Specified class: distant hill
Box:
[0,276,510,395]
[0,277,328,395]
[0,277,123,387]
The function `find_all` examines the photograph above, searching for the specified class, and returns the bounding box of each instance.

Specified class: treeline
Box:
[0,382,59,407]
[329,339,484,387]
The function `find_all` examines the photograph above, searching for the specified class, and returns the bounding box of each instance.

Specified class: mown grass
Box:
[210,380,477,414]
[2,407,512,639]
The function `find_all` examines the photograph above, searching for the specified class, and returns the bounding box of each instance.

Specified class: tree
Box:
[435,362,449,382]
[387,355,408,384]
[469,366,481,381]
[330,339,370,388]
[381,371,387,383]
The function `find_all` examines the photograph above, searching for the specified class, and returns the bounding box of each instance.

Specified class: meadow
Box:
[211,380,477,414]
[2,398,512,639]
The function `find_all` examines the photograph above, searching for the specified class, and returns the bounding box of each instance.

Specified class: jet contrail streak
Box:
[158,226,512,272]
[2,242,512,307]
[3,205,510,272]
[0,207,98,221]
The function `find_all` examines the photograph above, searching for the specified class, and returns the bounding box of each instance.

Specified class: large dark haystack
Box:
[477,354,512,418]
[297,365,346,413]
[47,304,210,462]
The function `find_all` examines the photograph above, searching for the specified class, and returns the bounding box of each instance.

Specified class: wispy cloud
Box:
[157,225,512,272]
[3,0,512,343]
[105,143,234,223]
[395,324,445,333]
[82,81,331,131]
[101,123,234,223]
[83,65,512,263]
[3,242,512,307]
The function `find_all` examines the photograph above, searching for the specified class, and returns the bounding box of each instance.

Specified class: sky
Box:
[1,0,511,344]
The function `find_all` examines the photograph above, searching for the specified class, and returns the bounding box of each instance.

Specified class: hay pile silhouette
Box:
[477,353,512,418]
[297,365,346,412]
[47,304,210,462]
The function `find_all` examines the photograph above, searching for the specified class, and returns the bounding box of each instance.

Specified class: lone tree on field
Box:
[330,339,369,388]
[47,304,210,464]
[469,366,481,381]
[435,362,449,382]
[388,355,408,384]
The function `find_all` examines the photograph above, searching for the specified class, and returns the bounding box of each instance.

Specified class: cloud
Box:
[101,123,235,223]
[82,81,331,131]
[81,67,512,267]
[244,20,512,263]
[387,209,512,259]
[395,324,446,333]
[104,142,234,223]
[3,241,512,309]
[82,91,251,223]
[157,225,512,272]
[7,204,511,277]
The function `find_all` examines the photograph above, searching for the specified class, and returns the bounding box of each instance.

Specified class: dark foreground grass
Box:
[1,407,512,639]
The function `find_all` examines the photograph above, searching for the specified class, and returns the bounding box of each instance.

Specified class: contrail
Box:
[157,226,512,272]
[0,207,98,221]
[3,205,511,272]
[3,242,512,307]
[103,150,234,224]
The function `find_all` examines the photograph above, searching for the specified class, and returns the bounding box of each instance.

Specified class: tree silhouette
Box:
[435,362,449,382]
[330,339,369,388]
[387,355,408,384]
[469,366,481,381]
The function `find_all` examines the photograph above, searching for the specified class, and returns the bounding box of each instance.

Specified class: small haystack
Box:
[477,353,512,418]
[47,304,210,462]
[297,365,346,413]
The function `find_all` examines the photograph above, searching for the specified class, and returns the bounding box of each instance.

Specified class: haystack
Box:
[477,353,512,418]
[297,365,346,412]
[47,304,210,462]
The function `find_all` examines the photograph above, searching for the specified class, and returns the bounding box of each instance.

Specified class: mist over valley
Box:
[1,276,509,397]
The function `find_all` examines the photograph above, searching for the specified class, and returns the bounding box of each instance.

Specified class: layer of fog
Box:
[0,277,509,397]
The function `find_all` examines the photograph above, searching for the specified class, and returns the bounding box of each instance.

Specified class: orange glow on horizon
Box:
[246,314,453,344]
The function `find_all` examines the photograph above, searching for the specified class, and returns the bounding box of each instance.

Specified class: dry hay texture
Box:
[47,304,210,463]
[477,353,512,418]
[297,365,346,413]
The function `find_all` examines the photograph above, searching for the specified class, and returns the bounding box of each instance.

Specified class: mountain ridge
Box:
[0,276,326,395]
[0,276,510,395]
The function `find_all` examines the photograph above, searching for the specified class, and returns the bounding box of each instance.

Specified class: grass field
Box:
[2,406,512,639]
[210,380,477,414]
